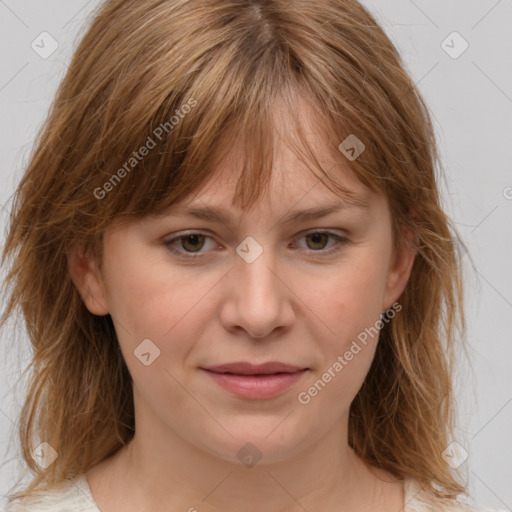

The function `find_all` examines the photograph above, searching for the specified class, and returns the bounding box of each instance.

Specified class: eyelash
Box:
[164,230,350,259]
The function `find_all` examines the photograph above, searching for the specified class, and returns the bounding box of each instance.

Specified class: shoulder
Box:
[4,475,99,512]
[405,478,501,512]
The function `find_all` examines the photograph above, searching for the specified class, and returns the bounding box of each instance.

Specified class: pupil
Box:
[308,233,327,250]
[183,234,204,252]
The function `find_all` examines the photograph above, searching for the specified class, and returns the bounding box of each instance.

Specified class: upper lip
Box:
[202,362,308,375]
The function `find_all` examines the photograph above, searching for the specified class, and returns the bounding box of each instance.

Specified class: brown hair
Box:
[2,0,470,504]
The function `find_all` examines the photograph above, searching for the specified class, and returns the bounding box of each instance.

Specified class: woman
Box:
[2,0,494,510]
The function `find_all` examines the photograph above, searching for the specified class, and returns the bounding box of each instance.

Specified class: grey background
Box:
[0,0,511,510]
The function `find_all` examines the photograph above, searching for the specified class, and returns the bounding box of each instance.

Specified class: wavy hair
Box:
[2,0,469,504]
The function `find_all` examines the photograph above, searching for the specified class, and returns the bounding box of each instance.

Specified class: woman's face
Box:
[70,113,416,467]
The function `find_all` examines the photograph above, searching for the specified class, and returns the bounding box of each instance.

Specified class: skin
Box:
[69,99,417,512]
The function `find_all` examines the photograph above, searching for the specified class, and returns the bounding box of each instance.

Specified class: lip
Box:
[200,362,309,400]
[203,361,307,375]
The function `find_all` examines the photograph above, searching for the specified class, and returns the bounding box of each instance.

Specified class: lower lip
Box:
[201,369,308,399]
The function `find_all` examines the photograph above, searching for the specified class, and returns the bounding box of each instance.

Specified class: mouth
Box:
[200,362,309,399]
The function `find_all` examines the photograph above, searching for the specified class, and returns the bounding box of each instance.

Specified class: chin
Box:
[198,426,309,467]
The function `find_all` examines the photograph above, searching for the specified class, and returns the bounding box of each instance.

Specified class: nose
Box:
[219,240,296,339]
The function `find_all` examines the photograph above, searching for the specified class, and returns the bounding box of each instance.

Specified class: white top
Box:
[4,474,499,511]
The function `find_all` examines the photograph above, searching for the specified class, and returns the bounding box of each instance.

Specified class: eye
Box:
[164,230,350,260]
[293,230,350,255]
[164,232,219,258]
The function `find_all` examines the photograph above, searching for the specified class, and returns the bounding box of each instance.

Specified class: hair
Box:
[2,0,471,505]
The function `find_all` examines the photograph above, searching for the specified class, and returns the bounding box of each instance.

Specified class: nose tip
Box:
[220,250,295,339]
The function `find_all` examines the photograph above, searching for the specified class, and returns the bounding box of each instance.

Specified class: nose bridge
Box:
[226,234,291,337]
[236,234,280,305]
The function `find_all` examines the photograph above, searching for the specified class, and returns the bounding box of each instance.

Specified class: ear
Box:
[67,246,109,316]
[382,225,418,312]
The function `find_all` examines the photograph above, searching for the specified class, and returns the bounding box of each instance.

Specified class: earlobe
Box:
[382,227,418,312]
[67,247,109,316]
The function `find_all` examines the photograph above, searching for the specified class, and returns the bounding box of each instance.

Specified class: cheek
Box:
[314,252,389,337]
[105,265,171,341]
[103,248,218,357]
[103,255,212,404]
[301,259,387,409]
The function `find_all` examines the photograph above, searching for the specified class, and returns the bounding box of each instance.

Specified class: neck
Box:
[87,414,397,512]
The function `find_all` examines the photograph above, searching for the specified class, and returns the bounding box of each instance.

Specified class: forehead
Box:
[191,155,370,212]
[184,134,374,219]
[191,99,372,206]
[138,89,387,228]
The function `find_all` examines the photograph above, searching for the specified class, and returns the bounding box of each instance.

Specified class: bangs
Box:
[91,77,377,229]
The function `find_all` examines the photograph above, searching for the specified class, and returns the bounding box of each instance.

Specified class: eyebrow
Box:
[168,198,370,226]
